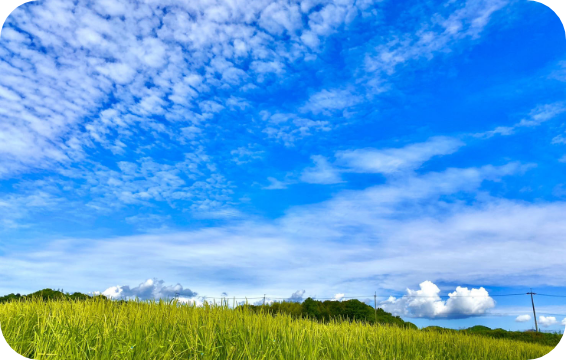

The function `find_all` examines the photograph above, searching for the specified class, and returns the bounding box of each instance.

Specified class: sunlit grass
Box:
[0,297,555,359]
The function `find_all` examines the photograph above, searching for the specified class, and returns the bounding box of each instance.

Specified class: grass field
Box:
[0,298,556,360]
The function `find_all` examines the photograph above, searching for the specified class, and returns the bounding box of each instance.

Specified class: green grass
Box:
[0,298,556,360]
[423,325,562,347]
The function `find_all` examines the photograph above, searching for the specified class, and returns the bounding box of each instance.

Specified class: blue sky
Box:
[1,0,566,331]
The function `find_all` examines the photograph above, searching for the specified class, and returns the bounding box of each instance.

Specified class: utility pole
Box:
[263,294,266,306]
[374,292,377,325]
[527,289,538,332]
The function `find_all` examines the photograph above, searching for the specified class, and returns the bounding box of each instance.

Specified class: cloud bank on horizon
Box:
[1,0,566,329]
[101,278,497,319]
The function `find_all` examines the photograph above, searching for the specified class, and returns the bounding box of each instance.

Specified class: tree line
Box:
[1,289,561,347]
[239,297,418,329]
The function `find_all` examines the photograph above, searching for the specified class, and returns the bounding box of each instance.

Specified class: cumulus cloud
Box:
[539,316,558,327]
[102,278,197,301]
[287,290,306,302]
[515,314,531,322]
[332,293,345,301]
[252,290,306,305]
[562,318,566,326]
[379,281,495,319]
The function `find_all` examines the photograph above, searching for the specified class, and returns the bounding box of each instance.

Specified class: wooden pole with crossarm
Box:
[527,289,538,332]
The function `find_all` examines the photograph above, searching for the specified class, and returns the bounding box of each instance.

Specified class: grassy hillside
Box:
[243,298,417,329]
[423,325,563,347]
[0,297,556,360]
[0,288,103,303]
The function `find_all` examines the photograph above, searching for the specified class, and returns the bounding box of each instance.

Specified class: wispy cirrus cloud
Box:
[2,159,564,298]
[362,0,508,91]
[475,102,566,139]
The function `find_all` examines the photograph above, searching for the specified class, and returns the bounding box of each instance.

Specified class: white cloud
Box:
[379,281,495,319]
[562,318,566,326]
[333,293,345,301]
[262,112,331,146]
[301,88,362,115]
[539,316,558,327]
[73,153,234,215]
[364,0,508,78]
[252,290,306,306]
[264,176,291,190]
[181,126,202,140]
[288,290,306,302]
[550,60,566,82]
[297,137,464,186]
[477,102,566,139]
[476,126,515,138]
[96,63,136,85]
[515,314,531,322]
[335,137,464,174]
[517,102,566,127]
[0,190,64,229]
[258,2,302,36]
[1,0,557,305]
[231,145,264,165]
[100,279,202,306]
[226,96,251,110]
[3,161,563,297]
[199,100,225,114]
[93,0,129,17]
[300,155,343,184]
[0,0,370,180]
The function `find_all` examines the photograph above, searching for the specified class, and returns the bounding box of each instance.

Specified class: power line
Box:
[537,294,566,298]
[184,292,566,301]
[196,293,525,300]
